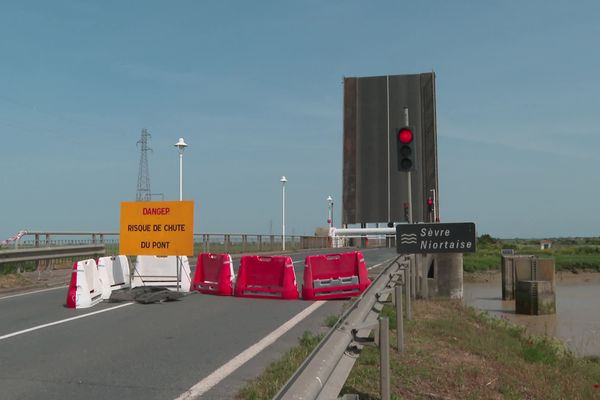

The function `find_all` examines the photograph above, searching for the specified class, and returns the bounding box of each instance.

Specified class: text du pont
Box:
[141,241,170,249]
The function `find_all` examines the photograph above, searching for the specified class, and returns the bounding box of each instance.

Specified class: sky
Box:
[1,0,599,240]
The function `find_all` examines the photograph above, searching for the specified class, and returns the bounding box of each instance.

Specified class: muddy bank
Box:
[465,269,600,284]
[464,271,600,357]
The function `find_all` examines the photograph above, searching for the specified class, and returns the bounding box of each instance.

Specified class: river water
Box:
[464,277,600,357]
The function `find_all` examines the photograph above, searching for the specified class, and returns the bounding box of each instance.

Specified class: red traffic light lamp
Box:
[397,127,415,171]
[398,128,413,144]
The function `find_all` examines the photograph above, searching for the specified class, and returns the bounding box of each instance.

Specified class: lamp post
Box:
[174,138,187,201]
[327,195,333,228]
[280,176,287,251]
[174,137,187,292]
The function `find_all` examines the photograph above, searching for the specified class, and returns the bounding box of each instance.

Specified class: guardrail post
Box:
[405,267,412,320]
[411,255,416,300]
[33,234,39,269]
[224,234,230,252]
[202,234,208,253]
[242,234,247,253]
[380,317,390,400]
[395,285,404,352]
[415,254,422,297]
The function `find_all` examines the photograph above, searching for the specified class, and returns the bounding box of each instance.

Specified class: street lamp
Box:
[174,137,188,292]
[280,176,287,251]
[327,195,333,228]
[174,138,188,201]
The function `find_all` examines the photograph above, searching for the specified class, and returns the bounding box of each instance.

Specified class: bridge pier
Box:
[434,253,463,299]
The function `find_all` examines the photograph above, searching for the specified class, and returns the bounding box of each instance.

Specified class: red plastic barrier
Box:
[234,255,299,300]
[192,253,234,296]
[302,251,371,300]
[66,262,78,309]
[66,259,103,309]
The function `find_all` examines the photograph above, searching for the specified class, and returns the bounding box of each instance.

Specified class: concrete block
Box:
[515,280,556,315]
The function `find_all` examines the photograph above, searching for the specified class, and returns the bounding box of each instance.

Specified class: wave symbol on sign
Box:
[400,233,417,244]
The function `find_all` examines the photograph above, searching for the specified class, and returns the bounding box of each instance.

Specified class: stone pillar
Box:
[416,254,431,299]
[515,280,556,315]
[435,253,463,299]
[422,254,433,299]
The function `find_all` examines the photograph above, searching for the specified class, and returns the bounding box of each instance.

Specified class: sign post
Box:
[120,200,194,256]
[396,222,476,254]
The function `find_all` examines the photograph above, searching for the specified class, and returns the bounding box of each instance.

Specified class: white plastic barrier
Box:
[97,255,131,300]
[66,259,103,309]
[131,256,191,292]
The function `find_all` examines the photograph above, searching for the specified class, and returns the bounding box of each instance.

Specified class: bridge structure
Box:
[343,73,439,228]
[0,73,469,400]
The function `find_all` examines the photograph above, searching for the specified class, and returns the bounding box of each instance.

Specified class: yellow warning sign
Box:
[119,201,194,256]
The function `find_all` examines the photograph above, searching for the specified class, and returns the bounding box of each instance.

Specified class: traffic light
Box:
[397,127,415,171]
[426,198,434,213]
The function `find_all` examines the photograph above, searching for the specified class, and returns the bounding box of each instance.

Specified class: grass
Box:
[325,314,339,328]
[0,273,32,289]
[340,300,600,399]
[464,236,600,272]
[236,331,324,399]
[0,261,37,275]
[237,298,600,399]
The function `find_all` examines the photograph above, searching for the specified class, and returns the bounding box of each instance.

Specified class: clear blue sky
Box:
[1,0,599,240]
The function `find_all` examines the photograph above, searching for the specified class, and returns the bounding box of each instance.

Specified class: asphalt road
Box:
[0,247,398,400]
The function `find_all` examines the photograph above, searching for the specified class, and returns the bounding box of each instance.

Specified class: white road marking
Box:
[367,256,398,270]
[0,285,67,301]
[0,302,135,341]
[175,301,326,400]
[368,262,383,270]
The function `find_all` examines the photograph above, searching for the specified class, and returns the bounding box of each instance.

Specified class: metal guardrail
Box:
[0,245,106,265]
[11,232,331,254]
[0,231,332,272]
[274,255,408,400]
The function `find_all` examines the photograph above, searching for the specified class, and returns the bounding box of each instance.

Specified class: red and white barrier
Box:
[97,255,131,300]
[131,255,191,292]
[302,251,371,300]
[192,253,234,296]
[66,259,103,309]
[234,255,299,300]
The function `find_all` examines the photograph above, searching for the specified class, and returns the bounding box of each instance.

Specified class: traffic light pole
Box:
[430,188,437,222]
[404,107,413,224]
